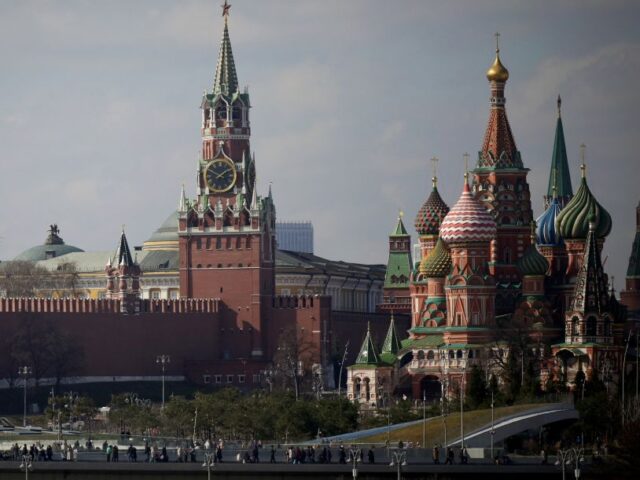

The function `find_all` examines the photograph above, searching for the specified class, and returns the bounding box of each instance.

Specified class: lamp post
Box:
[19,454,33,480]
[349,447,361,479]
[622,331,632,426]
[460,367,466,450]
[338,341,349,399]
[555,448,573,480]
[389,450,407,480]
[440,378,448,447]
[18,366,32,427]
[572,448,584,480]
[490,389,495,461]
[202,451,215,480]
[156,355,170,410]
[422,390,426,449]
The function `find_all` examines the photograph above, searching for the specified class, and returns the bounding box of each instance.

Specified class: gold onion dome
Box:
[419,237,452,278]
[486,47,509,82]
[555,167,612,240]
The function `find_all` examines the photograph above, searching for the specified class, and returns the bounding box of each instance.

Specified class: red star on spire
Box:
[222,0,231,18]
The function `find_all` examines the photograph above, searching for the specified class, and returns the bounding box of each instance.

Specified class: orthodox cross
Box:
[463,152,470,180]
[495,32,500,53]
[430,156,439,187]
[580,143,586,177]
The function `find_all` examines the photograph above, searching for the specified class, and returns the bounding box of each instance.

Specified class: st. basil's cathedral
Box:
[348,38,640,405]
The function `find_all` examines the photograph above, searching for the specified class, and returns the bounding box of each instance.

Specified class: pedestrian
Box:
[460,447,468,464]
[106,444,112,462]
[112,445,119,462]
[540,448,547,465]
[444,446,454,465]
[368,448,375,464]
[338,445,346,464]
[270,445,276,463]
[432,444,440,464]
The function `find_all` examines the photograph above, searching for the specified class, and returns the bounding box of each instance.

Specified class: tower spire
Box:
[213,1,238,96]
[544,95,573,208]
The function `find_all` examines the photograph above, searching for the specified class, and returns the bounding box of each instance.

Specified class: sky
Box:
[0,0,638,288]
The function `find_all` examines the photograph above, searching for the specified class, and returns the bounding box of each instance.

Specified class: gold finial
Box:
[552,167,558,198]
[221,0,231,21]
[557,95,562,117]
[530,220,537,244]
[486,32,509,82]
[430,156,439,188]
[399,210,404,219]
[121,224,126,233]
[580,143,586,178]
[463,152,470,181]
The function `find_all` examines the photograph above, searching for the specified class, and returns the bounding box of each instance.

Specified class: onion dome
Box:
[536,196,563,246]
[414,177,450,235]
[419,237,452,277]
[440,177,497,244]
[486,47,509,82]
[556,165,612,240]
[517,222,549,276]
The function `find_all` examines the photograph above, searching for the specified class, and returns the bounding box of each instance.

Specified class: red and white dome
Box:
[440,180,496,244]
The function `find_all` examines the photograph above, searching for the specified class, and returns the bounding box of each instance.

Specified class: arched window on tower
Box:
[232,105,242,123]
[503,247,512,264]
[586,316,597,337]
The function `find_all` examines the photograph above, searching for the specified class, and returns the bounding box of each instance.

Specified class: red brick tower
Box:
[177,5,275,359]
[621,201,640,312]
[471,34,533,313]
[105,229,141,314]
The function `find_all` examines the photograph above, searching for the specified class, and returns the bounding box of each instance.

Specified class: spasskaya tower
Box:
[178,2,276,359]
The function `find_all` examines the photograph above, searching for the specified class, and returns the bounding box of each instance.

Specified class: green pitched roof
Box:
[213,19,239,95]
[391,216,409,236]
[627,203,640,278]
[545,97,573,206]
[381,315,402,356]
[354,325,381,366]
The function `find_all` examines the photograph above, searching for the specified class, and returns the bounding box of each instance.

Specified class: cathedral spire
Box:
[544,95,573,209]
[478,33,520,169]
[213,1,239,96]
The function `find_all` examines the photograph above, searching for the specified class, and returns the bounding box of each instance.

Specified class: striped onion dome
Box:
[517,224,549,276]
[419,237,452,277]
[414,181,450,235]
[556,173,612,240]
[536,196,563,246]
[440,179,497,244]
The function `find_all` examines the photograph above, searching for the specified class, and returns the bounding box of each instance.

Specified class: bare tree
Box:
[0,261,48,297]
[272,326,315,400]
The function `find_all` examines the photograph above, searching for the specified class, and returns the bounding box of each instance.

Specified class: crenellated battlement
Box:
[0,297,220,314]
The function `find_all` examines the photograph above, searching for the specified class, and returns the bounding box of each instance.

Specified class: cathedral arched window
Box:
[232,105,242,123]
[417,350,425,360]
[215,103,227,120]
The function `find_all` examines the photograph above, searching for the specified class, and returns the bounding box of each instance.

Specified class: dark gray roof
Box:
[276,250,386,281]
[14,243,84,262]
[139,250,180,272]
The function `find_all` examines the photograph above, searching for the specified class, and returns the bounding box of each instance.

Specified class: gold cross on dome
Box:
[430,156,439,187]
[463,152,470,178]
[495,32,501,53]
[580,143,586,178]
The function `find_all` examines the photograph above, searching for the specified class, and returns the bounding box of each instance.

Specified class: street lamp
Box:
[440,377,448,448]
[337,340,349,399]
[156,355,170,410]
[490,389,495,461]
[555,448,583,480]
[19,454,33,480]
[349,447,361,479]
[18,366,32,427]
[422,391,427,449]
[389,450,407,480]
[202,451,215,480]
[460,367,466,450]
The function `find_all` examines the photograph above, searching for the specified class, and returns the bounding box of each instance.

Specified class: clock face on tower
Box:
[205,158,236,193]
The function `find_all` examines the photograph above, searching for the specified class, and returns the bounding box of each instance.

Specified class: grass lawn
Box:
[358,403,539,446]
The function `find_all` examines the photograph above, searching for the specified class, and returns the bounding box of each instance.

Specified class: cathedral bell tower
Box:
[177,3,276,359]
[471,34,534,313]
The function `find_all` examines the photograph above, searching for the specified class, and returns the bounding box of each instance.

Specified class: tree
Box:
[468,365,488,408]
[0,261,48,297]
[272,326,315,400]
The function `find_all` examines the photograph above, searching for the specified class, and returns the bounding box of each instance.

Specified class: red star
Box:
[222,1,231,18]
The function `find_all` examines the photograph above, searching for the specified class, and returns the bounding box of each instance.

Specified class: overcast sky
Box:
[0,0,638,287]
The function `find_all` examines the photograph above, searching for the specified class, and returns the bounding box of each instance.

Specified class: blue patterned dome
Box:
[536,197,563,246]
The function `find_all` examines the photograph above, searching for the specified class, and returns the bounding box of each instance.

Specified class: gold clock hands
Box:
[215,168,232,179]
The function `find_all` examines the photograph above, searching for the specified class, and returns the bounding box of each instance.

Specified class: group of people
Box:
[431,444,469,465]
[9,440,80,462]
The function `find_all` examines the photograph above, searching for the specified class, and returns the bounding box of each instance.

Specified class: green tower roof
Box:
[545,96,573,206]
[354,324,381,366]
[391,215,409,236]
[213,16,239,96]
